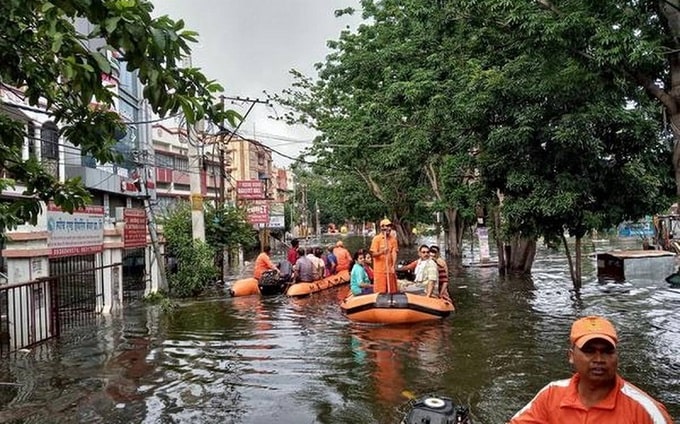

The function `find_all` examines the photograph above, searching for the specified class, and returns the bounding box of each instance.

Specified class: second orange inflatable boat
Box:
[286,269,350,297]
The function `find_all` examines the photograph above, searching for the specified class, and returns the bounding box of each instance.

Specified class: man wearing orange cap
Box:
[509,316,673,423]
[369,218,399,293]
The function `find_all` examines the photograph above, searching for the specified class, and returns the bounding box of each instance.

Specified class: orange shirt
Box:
[253,252,276,279]
[370,233,398,274]
[333,246,353,272]
[509,374,673,424]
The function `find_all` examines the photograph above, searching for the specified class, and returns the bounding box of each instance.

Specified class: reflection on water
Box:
[0,236,678,423]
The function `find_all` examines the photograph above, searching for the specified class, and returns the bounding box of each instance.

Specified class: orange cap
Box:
[570,316,618,348]
[336,240,344,247]
[380,218,392,226]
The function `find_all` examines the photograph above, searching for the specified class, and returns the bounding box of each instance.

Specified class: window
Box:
[41,121,59,160]
[155,153,173,168]
[174,156,188,171]
[26,121,36,158]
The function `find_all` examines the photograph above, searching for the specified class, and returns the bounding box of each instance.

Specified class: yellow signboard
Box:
[191,194,203,210]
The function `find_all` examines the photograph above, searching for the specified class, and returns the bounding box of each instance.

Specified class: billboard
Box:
[47,203,104,257]
[269,215,285,229]
[247,203,269,224]
[236,180,264,200]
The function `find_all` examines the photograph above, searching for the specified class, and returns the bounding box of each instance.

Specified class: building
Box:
[150,126,281,212]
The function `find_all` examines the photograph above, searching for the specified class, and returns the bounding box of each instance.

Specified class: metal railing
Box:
[0,262,114,356]
[0,277,57,356]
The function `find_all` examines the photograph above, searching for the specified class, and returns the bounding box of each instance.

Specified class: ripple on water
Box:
[1,240,678,423]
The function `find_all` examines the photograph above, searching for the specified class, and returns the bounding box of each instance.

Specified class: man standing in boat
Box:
[370,218,399,293]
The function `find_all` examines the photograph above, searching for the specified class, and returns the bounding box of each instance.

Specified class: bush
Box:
[169,238,217,297]
[160,201,257,297]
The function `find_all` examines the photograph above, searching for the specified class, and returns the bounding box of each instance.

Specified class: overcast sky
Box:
[151,0,363,167]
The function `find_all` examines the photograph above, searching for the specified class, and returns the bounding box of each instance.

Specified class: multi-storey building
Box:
[151,126,281,212]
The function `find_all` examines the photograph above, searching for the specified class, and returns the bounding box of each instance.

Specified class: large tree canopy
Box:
[0,0,239,232]
[274,0,674,286]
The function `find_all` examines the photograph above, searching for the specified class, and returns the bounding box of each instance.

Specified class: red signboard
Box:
[247,204,269,224]
[237,180,264,200]
[124,208,147,248]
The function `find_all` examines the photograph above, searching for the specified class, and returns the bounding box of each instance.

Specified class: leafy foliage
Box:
[274,0,674,277]
[0,0,240,232]
[205,203,258,251]
[161,202,257,297]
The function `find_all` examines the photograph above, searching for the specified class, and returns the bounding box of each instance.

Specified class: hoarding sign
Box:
[236,180,264,200]
[47,203,104,257]
[123,208,147,248]
[269,214,285,229]
[247,204,269,224]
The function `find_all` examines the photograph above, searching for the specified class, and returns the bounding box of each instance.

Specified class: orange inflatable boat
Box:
[286,269,350,298]
[340,292,454,324]
[229,270,292,297]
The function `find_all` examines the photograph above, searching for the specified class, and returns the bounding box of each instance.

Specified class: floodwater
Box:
[0,236,678,423]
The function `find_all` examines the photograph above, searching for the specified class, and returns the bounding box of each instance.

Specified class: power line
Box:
[1,99,183,125]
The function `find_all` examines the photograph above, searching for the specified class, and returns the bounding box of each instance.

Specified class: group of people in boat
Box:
[252,218,450,301]
[350,218,451,301]
[253,238,354,284]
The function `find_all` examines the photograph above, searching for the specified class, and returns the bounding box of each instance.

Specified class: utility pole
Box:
[133,150,167,291]
[217,96,270,207]
[187,120,205,241]
[214,96,270,275]
[315,200,320,237]
[290,182,296,238]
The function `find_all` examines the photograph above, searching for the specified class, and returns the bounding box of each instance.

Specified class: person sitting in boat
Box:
[293,247,316,283]
[324,244,338,277]
[254,245,279,280]
[429,246,451,302]
[363,251,375,283]
[333,240,353,272]
[287,238,300,266]
[311,247,326,280]
[350,249,373,295]
[398,244,439,297]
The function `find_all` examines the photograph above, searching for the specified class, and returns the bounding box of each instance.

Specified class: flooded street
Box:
[1,237,678,423]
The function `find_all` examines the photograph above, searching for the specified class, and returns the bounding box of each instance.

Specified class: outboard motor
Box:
[258,270,285,296]
[401,395,472,424]
[258,262,293,296]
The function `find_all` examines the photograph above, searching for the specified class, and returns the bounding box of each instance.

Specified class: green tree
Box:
[515,0,680,197]
[162,202,257,296]
[0,0,239,233]
[273,2,481,250]
[274,0,674,287]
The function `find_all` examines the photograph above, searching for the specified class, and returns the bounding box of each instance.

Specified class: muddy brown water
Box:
[0,236,678,423]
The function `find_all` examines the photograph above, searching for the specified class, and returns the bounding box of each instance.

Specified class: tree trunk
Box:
[561,233,583,290]
[444,208,462,258]
[503,235,537,274]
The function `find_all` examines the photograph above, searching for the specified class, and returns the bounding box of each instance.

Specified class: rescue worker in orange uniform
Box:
[253,245,278,280]
[509,316,673,424]
[369,218,399,293]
